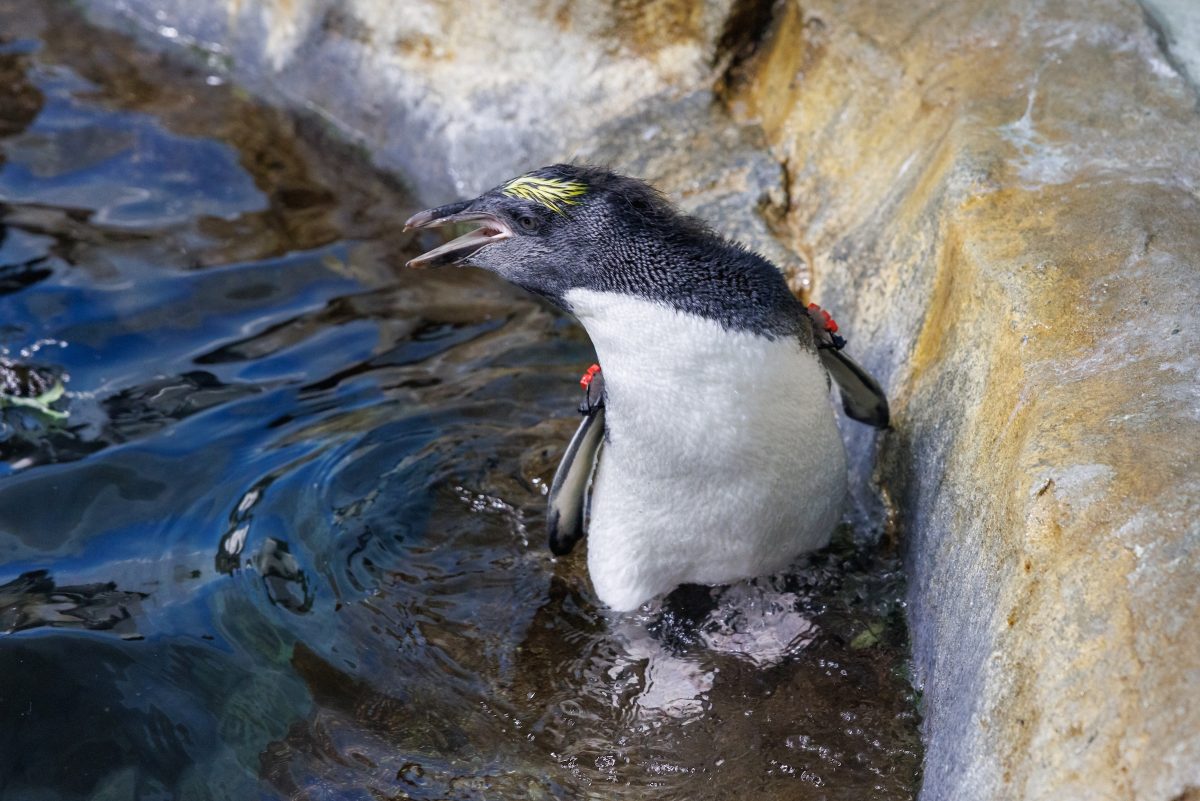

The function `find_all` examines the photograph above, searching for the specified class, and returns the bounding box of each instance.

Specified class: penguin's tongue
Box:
[403,208,512,268]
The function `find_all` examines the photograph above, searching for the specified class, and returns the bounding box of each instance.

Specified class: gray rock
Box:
[85,0,736,199]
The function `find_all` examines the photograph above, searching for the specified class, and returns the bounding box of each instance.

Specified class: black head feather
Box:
[417,164,812,341]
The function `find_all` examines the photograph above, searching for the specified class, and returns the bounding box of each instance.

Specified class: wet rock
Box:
[81,0,741,199]
[73,0,1200,799]
[730,1,1200,799]
[80,0,799,275]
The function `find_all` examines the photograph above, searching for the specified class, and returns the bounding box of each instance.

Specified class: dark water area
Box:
[0,3,922,799]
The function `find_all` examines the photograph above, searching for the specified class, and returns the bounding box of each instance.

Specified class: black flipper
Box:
[547,406,604,555]
[818,348,890,429]
[547,367,606,556]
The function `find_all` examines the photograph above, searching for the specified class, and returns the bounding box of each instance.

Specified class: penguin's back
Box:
[565,289,847,612]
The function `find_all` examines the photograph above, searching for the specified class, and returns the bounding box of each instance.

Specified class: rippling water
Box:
[0,4,922,799]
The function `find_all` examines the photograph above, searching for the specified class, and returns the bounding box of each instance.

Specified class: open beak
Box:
[403,200,513,268]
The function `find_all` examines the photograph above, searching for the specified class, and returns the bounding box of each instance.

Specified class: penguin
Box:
[404,165,888,612]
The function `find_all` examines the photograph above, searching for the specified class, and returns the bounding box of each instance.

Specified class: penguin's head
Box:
[404,164,687,307]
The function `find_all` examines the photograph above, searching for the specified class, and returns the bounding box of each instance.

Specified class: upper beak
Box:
[403,200,513,268]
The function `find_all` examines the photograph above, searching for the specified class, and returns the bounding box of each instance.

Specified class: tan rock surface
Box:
[730,1,1200,799]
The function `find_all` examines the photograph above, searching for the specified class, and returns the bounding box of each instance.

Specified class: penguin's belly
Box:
[564,289,848,612]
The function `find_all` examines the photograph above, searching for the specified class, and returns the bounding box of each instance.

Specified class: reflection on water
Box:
[0,2,922,799]
[0,569,146,639]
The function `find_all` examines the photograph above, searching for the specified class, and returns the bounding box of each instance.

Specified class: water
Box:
[0,3,922,799]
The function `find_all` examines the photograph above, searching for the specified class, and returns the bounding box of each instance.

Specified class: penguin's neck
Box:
[563,288,824,446]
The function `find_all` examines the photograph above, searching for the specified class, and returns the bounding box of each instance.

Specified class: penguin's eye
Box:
[517,215,539,232]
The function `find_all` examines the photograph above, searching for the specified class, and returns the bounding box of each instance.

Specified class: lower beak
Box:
[403,201,513,268]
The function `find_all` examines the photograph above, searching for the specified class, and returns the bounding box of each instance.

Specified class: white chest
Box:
[564,289,848,611]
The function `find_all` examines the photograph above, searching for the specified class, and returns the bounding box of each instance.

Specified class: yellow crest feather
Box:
[501,175,587,214]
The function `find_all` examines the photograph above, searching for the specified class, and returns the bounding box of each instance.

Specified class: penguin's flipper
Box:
[818,348,890,429]
[547,404,605,556]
